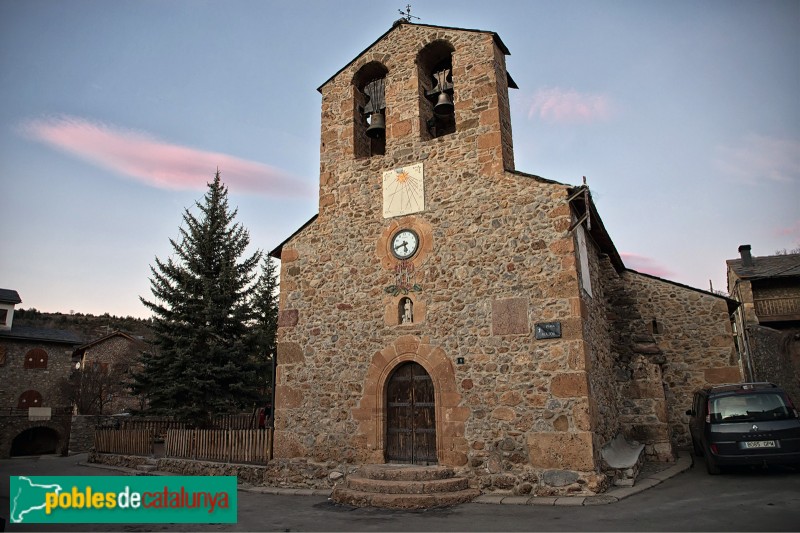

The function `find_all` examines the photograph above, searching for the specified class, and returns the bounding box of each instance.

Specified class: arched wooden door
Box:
[386,362,437,464]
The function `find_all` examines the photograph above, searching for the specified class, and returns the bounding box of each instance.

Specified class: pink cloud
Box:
[774,220,800,239]
[19,115,311,197]
[527,88,612,124]
[714,135,800,185]
[620,252,675,279]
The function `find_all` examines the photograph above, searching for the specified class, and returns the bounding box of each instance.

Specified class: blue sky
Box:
[1,0,798,318]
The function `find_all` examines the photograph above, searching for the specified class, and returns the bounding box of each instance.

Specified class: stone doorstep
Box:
[357,464,455,481]
[346,475,469,495]
[332,487,481,510]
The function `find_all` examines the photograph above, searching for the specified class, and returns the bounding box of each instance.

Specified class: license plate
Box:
[743,440,776,448]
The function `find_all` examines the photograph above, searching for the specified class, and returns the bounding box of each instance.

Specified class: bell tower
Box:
[315,20,517,219]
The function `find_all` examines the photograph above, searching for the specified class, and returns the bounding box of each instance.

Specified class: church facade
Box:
[270,21,738,495]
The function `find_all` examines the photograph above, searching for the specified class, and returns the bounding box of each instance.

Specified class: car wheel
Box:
[705,451,721,475]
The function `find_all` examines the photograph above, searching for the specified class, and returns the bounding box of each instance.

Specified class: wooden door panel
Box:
[386,362,437,464]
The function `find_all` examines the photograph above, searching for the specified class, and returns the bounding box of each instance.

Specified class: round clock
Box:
[391,229,419,260]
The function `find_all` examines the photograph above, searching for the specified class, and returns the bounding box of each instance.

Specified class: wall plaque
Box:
[535,322,562,340]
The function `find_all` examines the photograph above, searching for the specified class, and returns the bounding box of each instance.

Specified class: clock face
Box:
[391,229,419,260]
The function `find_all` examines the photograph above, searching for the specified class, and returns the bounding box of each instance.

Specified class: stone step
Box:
[331,487,480,510]
[330,464,478,509]
[136,464,157,472]
[346,474,469,494]
[357,464,456,482]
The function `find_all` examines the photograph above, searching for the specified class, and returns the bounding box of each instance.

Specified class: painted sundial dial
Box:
[383,163,424,218]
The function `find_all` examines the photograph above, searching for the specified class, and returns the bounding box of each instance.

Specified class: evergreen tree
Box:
[249,257,279,405]
[132,171,262,427]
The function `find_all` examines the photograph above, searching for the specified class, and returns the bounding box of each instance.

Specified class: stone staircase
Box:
[331,464,479,510]
[135,458,158,474]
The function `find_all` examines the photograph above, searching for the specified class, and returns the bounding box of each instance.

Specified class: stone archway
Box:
[354,335,469,466]
[11,426,60,456]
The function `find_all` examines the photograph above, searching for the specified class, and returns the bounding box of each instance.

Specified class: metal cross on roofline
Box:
[398,4,420,22]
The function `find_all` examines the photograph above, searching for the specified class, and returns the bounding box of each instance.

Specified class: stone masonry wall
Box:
[68,414,122,454]
[747,325,800,403]
[0,339,75,411]
[80,335,143,414]
[623,272,739,447]
[275,23,601,496]
[577,231,621,458]
[1,339,79,457]
[90,452,348,490]
[590,256,673,461]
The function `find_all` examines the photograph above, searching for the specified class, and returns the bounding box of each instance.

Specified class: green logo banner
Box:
[9,476,237,524]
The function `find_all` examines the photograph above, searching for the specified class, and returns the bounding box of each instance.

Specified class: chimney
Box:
[738,244,753,267]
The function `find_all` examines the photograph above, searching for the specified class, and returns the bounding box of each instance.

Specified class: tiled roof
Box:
[726,253,800,280]
[74,330,149,354]
[0,288,22,304]
[0,325,84,345]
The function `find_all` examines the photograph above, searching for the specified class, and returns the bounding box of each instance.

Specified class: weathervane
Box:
[398,4,420,22]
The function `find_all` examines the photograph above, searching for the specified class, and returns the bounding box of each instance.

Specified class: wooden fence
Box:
[165,429,272,464]
[208,414,257,430]
[117,417,187,436]
[94,429,153,456]
[113,414,256,435]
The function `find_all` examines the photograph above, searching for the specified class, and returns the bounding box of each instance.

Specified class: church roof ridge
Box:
[317,21,511,93]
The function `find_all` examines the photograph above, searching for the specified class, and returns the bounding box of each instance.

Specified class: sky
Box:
[1,0,798,319]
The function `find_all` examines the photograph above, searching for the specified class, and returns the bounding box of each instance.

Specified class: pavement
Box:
[77,454,693,507]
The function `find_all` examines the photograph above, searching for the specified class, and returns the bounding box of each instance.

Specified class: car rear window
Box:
[709,393,792,423]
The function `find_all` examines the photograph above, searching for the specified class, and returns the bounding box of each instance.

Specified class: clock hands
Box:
[394,241,408,253]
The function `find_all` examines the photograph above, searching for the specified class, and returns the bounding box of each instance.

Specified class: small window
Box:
[18,389,43,408]
[24,348,48,369]
[0,309,7,325]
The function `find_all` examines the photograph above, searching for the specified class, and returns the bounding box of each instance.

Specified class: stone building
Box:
[0,289,82,457]
[73,330,149,415]
[269,21,739,496]
[727,245,800,402]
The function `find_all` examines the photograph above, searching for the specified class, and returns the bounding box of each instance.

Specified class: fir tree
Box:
[249,257,279,405]
[133,171,262,427]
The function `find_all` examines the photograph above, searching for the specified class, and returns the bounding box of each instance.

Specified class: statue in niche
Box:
[401,297,413,324]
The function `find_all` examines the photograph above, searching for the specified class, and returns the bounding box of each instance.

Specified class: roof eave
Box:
[269,214,319,259]
[317,21,512,93]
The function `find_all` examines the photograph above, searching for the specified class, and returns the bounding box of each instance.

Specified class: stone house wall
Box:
[0,338,76,457]
[747,325,800,403]
[576,229,621,459]
[590,256,673,461]
[79,334,144,414]
[0,339,75,411]
[622,271,739,447]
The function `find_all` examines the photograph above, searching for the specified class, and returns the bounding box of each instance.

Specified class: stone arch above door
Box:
[353,335,469,466]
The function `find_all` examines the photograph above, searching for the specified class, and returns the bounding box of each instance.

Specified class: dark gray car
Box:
[686,382,800,474]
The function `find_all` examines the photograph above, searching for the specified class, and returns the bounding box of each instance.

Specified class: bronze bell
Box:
[434,92,454,116]
[366,112,386,139]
